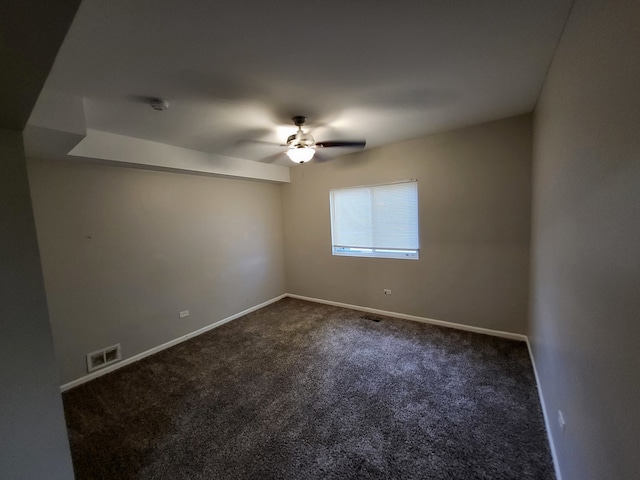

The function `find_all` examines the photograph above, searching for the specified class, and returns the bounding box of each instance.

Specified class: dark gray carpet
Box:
[63,298,554,479]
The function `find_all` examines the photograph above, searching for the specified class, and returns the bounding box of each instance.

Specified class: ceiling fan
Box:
[276,116,366,164]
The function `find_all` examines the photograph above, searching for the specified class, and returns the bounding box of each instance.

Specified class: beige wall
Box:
[530,0,640,479]
[0,130,74,479]
[28,159,286,384]
[29,115,532,389]
[282,115,532,334]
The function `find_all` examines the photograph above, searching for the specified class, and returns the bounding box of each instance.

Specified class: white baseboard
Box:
[286,293,527,342]
[526,340,563,480]
[60,292,524,392]
[59,294,287,392]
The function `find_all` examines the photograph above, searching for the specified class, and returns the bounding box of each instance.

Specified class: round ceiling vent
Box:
[149,98,169,111]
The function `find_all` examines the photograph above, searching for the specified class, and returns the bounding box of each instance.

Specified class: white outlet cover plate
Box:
[179,310,190,318]
[558,410,566,431]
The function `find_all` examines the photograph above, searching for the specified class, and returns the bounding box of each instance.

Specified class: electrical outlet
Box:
[383,289,392,295]
[558,410,566,433]
[179,310,190,318]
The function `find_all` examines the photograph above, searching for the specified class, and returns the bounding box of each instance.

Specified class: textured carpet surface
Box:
[63,298,554,479]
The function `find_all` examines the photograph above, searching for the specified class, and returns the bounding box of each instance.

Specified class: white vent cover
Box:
[87,344,121,372]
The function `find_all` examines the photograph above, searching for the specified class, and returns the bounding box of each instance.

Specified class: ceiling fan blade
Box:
[311,151,329,163]
[315,140,366,149]
[235,139,287,147]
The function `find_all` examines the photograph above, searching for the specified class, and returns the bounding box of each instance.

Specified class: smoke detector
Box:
[149,98,169,111]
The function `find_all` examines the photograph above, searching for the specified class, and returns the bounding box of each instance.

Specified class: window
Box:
[330,180,419,259]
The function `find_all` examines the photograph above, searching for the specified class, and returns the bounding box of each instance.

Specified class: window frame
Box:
[329,180,419,260]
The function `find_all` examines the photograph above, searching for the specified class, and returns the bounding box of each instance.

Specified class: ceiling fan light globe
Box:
[287,147,315,163]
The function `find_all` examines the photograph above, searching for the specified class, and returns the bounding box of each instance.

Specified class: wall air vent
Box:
[87,344,121,372]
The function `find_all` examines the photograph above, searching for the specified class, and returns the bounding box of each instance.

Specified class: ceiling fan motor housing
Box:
[287,132,315,148]
[284,115,365,162]
[287,116,316,148]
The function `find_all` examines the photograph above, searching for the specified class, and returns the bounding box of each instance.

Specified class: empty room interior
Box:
[1,0,638,479]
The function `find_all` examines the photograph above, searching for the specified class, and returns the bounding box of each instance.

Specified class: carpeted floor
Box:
[63,298,554,479]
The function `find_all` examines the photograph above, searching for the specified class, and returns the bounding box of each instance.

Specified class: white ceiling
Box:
[36,0,573,165]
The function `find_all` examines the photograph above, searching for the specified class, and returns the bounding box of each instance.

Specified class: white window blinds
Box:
[330,180,419,259]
